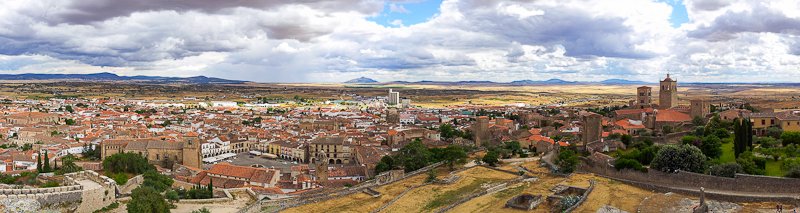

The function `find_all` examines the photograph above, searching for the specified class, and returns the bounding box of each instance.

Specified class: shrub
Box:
[111,173,129,185]
[708,163,743,178]
[781,158,800,172]
[614,158,645,172]
[42,181,60,188]
[781,131,800,146]
[786,168,800,178]
[736,151,765,175]
[756,137,779,148]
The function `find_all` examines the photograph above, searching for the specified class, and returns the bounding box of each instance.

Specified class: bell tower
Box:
[658,74,678,109]
[181,133,202,168]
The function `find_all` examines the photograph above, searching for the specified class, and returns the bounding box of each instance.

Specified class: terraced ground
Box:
[288,160,798,213]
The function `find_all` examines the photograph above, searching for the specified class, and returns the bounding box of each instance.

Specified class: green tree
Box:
[142,170,174,193]
[440,145,467,170]
[781,131,800,146]
[692,116,705,127]
[164,190,180,203]
[620,134,633,146]
[55,154,83,175]
[733,118,753,158]
[375,155,396,174]
[36,152,43,172]
[102,153,155,174]
[65,118,76,125]
[767,126,784,139]
[399,140,432,172]
[756,137,780,148]
[503,141,522,155]
[555,149,579,174]
[21,143,32,151]
[651,144,706,173]
[482,150,500,166]
[127,187,170,213]
[736,151,765,175]
[700,135,723,159]
[42,150,51,172]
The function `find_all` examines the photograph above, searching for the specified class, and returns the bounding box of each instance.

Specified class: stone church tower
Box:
[658,74,678,109]
[181,134,202,168]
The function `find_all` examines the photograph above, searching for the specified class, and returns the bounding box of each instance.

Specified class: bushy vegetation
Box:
[555,148,579,174]
[103,153,155,174]
[736,151,766,175]
[374,139,468,174]
[708,162,743,178]
[651,144,706,173]
[127,187,170,213]
[614,158,645,172]
[732,118,753,158]
[781,131,800,146]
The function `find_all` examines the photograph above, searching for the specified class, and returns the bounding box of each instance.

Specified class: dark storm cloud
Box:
[688,8,800,41]
[53,0,383,24]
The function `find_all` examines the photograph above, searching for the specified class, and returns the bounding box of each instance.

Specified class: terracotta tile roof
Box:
[206,162,278,184]
[615,108,654,115]
[614,119,645,129]
[655,109,691,122]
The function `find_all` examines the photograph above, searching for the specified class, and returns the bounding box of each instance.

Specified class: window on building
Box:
[771,119,775,125]
[762,120,766,125]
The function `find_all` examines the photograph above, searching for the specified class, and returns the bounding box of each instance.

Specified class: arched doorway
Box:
[328,159,335,164]
[336,159,342,164]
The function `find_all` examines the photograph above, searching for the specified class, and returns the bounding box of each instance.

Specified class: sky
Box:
[0,0,799,83]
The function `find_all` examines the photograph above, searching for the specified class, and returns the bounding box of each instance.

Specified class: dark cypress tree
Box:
[208,178,213,193]
[36,152,42,173]
[745,118,753,151]
[43,150,51,172]
[733,118,743,158]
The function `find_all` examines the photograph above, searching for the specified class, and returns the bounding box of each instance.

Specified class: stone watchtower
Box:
[473,116,490,147]
[690,99,710,119]
[315,151,329,184]
[658,74,678,109]
[580,112,602,150]
[636,86,652,108]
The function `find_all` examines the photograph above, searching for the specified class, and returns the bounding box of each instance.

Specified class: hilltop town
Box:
[0,74,798,212]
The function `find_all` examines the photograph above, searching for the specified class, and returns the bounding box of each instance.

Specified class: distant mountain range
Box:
[0,72,245,84]
[344,77,378,84]
[368,78,651,85]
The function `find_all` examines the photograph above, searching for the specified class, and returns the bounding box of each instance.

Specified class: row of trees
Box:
[375,140,468,174]
[101,153,178,213]
[732,118,753,158]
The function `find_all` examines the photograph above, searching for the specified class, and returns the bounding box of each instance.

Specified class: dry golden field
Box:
[289,162,797,213]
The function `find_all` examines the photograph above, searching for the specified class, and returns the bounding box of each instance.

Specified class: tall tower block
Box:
[636,86,652,108]
[658,74,678,109]
[181,133,202,169]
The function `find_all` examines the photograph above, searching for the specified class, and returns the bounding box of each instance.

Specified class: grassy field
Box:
[719,142,735,163]
[765,159,784,177]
